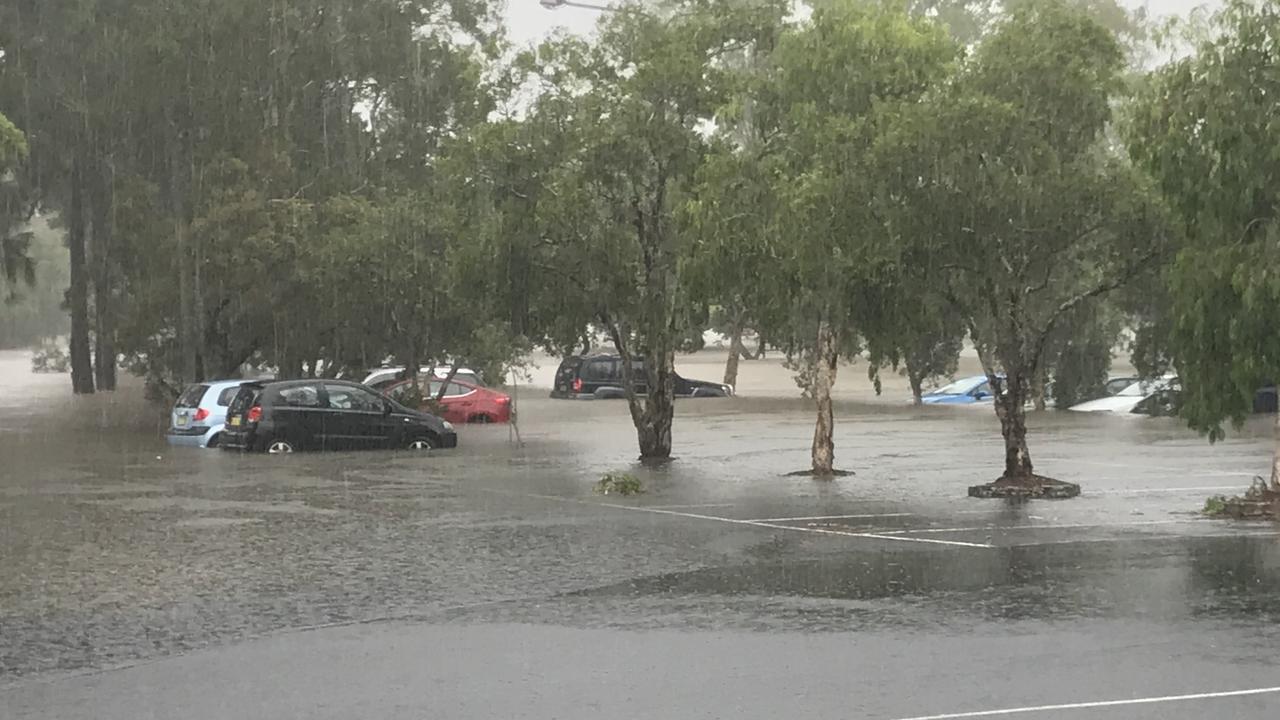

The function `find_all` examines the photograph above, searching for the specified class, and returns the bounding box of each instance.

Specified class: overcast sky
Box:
[500,1,1225,48]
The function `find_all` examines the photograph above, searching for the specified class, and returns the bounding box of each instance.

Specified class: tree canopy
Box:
[1127,0,1280,489]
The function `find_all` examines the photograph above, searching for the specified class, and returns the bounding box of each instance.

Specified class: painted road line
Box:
[477,487,994,548]
[745,513,917,523]
[887,685,1280,720]
[645,503,738,510]
[589,503,997,549]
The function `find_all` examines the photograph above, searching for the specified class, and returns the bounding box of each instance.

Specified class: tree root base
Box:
[969,474,1081,499]
[1204,478,1280,520]
[785,469,855,478]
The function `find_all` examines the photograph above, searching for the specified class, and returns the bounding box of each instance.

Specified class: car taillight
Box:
[572,378,583,392]
[247,406,262,423]
[193,408,210,422]
[497,396,510,404]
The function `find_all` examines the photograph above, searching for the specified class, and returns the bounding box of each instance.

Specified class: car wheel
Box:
[469,414,492,424]
[266,439,295,454]
[406,436,435,451]
[206,432,221,449]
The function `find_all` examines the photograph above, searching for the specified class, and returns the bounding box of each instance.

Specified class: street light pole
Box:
[539,0,617,12]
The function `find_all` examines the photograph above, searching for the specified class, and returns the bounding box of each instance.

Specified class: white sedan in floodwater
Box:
[1068,376,1180,415]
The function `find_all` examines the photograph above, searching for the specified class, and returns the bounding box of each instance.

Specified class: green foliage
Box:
[0,222,69,346]
[0,111,25,167]
[1202,495,1229,516]
[0,0,512,388]
[1127,0,1280,441]
[689,0,959,382]
[0,110,33,297]
[594,472,644,496]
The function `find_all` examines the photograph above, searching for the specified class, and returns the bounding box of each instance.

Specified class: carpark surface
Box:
[2,350,1278,719]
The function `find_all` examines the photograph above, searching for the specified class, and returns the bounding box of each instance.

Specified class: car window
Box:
[932,378,978,395]
[446,383,472,397]
[582,359,615,381]
[276,384,322,408]
[453,371,482,386]
[227,386,261,415]
[325,385,383,411]
[176,384,209,408]
[216,386,240,406]
[557,359,581,380]
[972,382,990,397]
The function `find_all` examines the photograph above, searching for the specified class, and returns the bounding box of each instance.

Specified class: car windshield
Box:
[9,3,1279,719]
[1116,379,1166,397]
[931,378,981,395]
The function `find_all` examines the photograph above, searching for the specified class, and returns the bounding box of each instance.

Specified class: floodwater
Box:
[2,349,1279,719]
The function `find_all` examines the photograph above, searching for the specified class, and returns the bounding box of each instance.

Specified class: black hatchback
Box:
[220,380,458,453]
[550,354,733,399]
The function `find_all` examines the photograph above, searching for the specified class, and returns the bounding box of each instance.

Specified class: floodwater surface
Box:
[2,350,1278,719]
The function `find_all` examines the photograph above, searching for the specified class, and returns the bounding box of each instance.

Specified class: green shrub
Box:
[594,472,644,496]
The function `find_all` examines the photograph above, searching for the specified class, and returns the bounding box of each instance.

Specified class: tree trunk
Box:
[750,332,767,360]
[67,163,95,395]
[91,167,116,391]
[723,325,743,388]
[993,372,1034,480]
[1271,410,1280,492]
[907,365,925,406]
[609,322,674,460]
[1031,371,1047,412]
[810,321,838,475]
[636,370,674,459]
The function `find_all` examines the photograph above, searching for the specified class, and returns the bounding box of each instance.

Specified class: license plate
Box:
[229,416,241,427]
[176,416,189,427]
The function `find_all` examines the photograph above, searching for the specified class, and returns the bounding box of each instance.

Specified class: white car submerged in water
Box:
[1068,375,1180,415]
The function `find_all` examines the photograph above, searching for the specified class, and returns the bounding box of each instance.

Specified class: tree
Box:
[882,0,1169,495]
[0,111,34,298]
[691,0,956,475]
[1127,0,1280,497]
[521,1,779,460]
[1,0,506,395]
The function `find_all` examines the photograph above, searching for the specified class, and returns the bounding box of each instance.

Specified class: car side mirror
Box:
[974,391,991,399]
[382,401,393,416]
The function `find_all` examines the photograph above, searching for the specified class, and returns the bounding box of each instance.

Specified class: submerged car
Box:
[550,354,732,399]
[166,380,254,448]
[920,376,994,405]
[220,379,457,453]
[1069,376,1180,415]
[362,366,482,391]
[383,378,512,424]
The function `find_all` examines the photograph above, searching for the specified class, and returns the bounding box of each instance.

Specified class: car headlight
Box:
[442,421,455,431]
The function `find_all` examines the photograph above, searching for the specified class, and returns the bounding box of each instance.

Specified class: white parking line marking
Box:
[470,489,994,549]
[745,513,917,523]
[887,685,1280,719]
[587,503,995,549]
[646,503,738,510]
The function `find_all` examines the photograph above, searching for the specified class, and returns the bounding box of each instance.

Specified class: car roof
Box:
[249,379,333,389]
[202,379,256,389]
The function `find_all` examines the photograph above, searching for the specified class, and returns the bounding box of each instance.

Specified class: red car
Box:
[383,378,512,424]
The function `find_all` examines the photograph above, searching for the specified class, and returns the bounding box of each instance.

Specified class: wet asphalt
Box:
[1,350,1279,719]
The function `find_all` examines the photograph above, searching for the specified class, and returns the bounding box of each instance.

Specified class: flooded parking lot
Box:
[2,350,1279,719]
